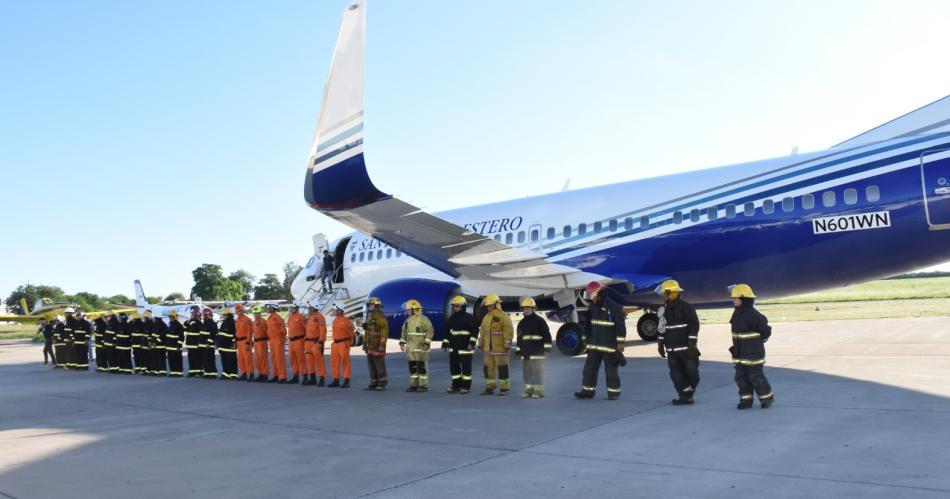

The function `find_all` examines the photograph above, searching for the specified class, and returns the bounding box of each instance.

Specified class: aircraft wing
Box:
[83,308,136,320]
[0,314,44,324]
[304,1,597,290]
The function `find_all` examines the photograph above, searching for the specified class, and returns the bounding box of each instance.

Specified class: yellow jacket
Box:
[479,309,513,355]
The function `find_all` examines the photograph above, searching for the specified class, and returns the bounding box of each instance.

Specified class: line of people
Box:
[44,281,774,409]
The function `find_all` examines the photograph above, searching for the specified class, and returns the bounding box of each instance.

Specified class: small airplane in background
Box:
[0,297,135,324]
[130,279,292,321]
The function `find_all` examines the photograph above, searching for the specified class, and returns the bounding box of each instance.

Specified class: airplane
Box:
[294,0,950,356]
[130,280,220,322]
[0,297,135,324]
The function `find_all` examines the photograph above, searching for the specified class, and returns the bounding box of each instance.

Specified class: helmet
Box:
[105,309,116,317]
[251,306,264,314]
[235,303,245,312]
[483,294,501,307]
[655,279,684,295]
[265,303,279,311]
[450,296,467,307]
[586,281,603,297]
[64,307,75,314]
[143,310,153,318]
[367,297,382,306]
[168,310,179,318]
[55,315,65,322]
[520,297,537,308]
[333,302,345,311]
[129,312,139,319]
[729,284,756,299]
[202,308,213,315]
[75,310,85,317]
[221,307,234,315]
[289,302,300,310]
[402,299,422,311]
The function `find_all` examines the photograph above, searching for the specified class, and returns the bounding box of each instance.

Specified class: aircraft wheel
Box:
[636,313,659,342]
[556,322,586,356]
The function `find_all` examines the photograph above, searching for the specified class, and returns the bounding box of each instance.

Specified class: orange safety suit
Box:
[287,311,307,377]
[252,315,269,377]
[235,312,254,377]
[267,312,287,380]
[330,314,355,380]
[305,311,327,377]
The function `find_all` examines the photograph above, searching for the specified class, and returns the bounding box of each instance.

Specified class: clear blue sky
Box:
[2,0,949,300]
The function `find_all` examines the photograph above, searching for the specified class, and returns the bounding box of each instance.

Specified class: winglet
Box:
[304,0,388,211]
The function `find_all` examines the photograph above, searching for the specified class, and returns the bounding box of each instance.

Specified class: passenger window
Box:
[546,227,555,240]
[823,191,836,207]
[517,231,526,244]
[624,217,633,230]
[782,197,793,212]
[376,250,383,260]
[673,211,683,224]
[578,223,587,235]
[844,188,858,205]
[396,250,402,257]
[367,251,374,261]
[386,249,392,259]
[802,194,815,209]
[763,199,774,215]
[563,225,572,238]
[743,202,754,216]
[505,233,513,244]
[707,207,718,221]
[493,234,501,242]
[359,252,365,262]
[866,185,880,202]
[689,209,699,222]
[725,204,736,219]
[609,220,618,232]
[640,215,649,228]
[350,253,356,263]
[593,221,602,233]
[530,229,539,242]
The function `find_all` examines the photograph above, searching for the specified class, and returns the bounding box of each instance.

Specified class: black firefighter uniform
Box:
[579,293,626,398]
[658,297,701,400]
[730,303,774,404]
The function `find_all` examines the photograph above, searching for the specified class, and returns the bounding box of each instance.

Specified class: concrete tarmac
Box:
[1,317,949,498]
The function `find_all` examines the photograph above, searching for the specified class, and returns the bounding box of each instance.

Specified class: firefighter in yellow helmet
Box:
[655,279,701,405]
[516,297,552,398]
[729,284,774,409]
[400,299,434,392]
[362,297,389,391]
[479,294,514,395]
[442,295,478,393]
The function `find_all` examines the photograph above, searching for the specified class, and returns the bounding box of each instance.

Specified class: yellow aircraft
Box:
[0,298,135,324]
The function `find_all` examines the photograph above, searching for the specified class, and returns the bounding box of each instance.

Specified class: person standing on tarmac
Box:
[150,312,169,376]
[62,307,77,370]
[728,284,775,409]
[442,296,478,394]
[201,308,219,379]
[74,310,92,371]
[287,304,307,384]
[329,303,355,388]
[304,305,327,386]
[575,282,626,401]
[516,297,552,399]
[234,304,254,381]
[656,280,701,405]
[400,300,433,392]
[479,295,514,396]
[101,311,117,373]
[362,297,389,391]
[140,310,155,375]
[266,304,287,383]
[39,318,56,366]
[114,313,133,374]
[129,312,145,374]
[184,307,203,378]
[92,313,109,372]
[52,315,66,368]
[217,308,238,380]
[165,311,185,377]
[252,306,270,382]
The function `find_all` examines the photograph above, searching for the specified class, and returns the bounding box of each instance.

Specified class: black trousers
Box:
[201,347,217,378]
[735,365,773,401]
[220,350,237,379]
[75,341,89,370]
[95,345,107,372]
[104,346,117,372]
[117,347,132,373]
[63,341,76,368]
[152,347,167,376]
[132,347,145,373]
[186,347,201,376]
[580,349,621,396]
[53,342,66,367]
[408,360,428,387]
[167,349,184,377]
[44,340,56,365]
[449,351,473,390]
[667,351,700,398]
[367,355,387,386]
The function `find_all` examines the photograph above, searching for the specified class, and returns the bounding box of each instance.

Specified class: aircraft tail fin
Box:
[19,298,29,315]
[133,280,148,307]
[834,94,950,148]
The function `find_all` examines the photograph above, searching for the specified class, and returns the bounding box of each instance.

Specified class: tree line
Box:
[4,261,303,312]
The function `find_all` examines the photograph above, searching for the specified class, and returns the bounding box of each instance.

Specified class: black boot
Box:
[737,400,753,410]
[289,375,299,384]
[268,377,278,383]
[328,378,340,387]
[574,390,594,399]
[341,378,350,388]
[364,384,378,391]
[318,376,325,387]
[760,397,774,409]
[672,395,694,405]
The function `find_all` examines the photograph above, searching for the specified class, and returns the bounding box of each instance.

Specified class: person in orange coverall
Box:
[266,303,287,383]
[328,303,354,388]
[305,305,328,386]
[287,303,307,385]
[234,303,254,381]
[251,306,269,382]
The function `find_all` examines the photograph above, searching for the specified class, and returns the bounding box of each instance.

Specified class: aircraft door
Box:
[921,148,950,229]
[333,237,351,283]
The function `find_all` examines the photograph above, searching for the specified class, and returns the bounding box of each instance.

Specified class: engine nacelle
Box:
[367,279,461,341]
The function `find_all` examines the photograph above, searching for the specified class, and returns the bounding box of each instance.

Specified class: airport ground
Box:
[1,315,949,498]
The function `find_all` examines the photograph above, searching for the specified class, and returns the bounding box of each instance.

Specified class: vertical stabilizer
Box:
[133,280,148,307]
[19,298,29,315]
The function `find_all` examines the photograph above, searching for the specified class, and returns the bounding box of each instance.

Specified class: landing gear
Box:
[556,322,586,356]
[636,312,659,342]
